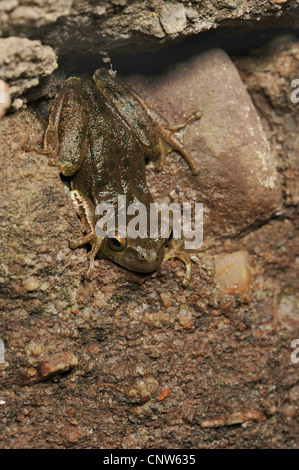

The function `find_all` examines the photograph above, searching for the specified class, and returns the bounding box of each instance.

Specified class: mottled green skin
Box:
[44,69,170,273]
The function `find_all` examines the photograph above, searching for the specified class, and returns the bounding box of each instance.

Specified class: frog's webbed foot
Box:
[158,111,201,176]
[165,241,213,287]
[68,233,103,279]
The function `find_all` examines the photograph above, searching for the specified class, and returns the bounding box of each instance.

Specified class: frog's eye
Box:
[107,233,127,252]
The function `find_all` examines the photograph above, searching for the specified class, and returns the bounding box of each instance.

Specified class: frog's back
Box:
[71,80,152,208]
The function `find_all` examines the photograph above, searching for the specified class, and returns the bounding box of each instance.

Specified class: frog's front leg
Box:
[164,241,213,287]
[69,190,103,278]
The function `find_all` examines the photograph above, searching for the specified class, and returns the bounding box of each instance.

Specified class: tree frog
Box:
[34,68,212,286]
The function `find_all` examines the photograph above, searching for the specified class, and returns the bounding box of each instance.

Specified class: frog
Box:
[31,67,212,286]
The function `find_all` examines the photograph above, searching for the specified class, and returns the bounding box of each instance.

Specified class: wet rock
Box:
[214,250,252,303]
[126,49,281,241]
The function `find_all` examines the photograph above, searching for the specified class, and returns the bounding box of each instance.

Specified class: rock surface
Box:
[0,0,299,105]
[0,1,299,452]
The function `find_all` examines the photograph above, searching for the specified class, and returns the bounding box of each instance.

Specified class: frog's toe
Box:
[191,165,200,176]
[85,263,95,279]
[190,254,214,277]
[69,232,95,249]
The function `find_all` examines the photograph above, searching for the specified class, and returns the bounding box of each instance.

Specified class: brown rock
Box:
[127,377,159,403]
[20,351,78,385]
[37,351,78,379]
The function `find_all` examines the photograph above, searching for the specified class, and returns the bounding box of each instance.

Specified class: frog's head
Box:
[99,229,172,273]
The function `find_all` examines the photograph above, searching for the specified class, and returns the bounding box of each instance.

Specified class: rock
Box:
[127,377,159,403]
[236,35,299,208]
[200,409,266,428]
[0,37,57,109]
[125,49,281,242]
[278,291,299,329]
[159,3,187,35]
[160,292,172,308]
[1,1,299,101]
[214,250,252,302]
[20,351,78,385]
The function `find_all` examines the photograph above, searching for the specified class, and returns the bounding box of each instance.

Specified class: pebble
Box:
[23,277,39,292]
[160,292,172,308]
[214,250,252,303]
[281,404,297,418]
[159,4,187,34]
[127,377,159,403]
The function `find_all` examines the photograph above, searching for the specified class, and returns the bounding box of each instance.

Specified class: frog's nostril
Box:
[140,253,146,260]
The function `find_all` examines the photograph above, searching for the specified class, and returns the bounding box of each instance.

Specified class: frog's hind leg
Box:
[26,77,89,176]
[158,111,202,176]
[69,189,103,278]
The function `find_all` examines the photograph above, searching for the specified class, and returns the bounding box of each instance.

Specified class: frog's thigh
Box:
[45,77,88,176]
[70,189,96,235]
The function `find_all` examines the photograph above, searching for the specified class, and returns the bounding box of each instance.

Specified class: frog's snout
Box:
[132,246,164,273]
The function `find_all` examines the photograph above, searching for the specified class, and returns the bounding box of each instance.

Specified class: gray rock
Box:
[0,36,57,109]
[159,3,187,35]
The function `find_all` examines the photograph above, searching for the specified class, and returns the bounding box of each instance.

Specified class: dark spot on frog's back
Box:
[124,157,130,170]
[134,119,145,130]
[109,160,116,171]
[97,171,109,184]
[136,180,148,195]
